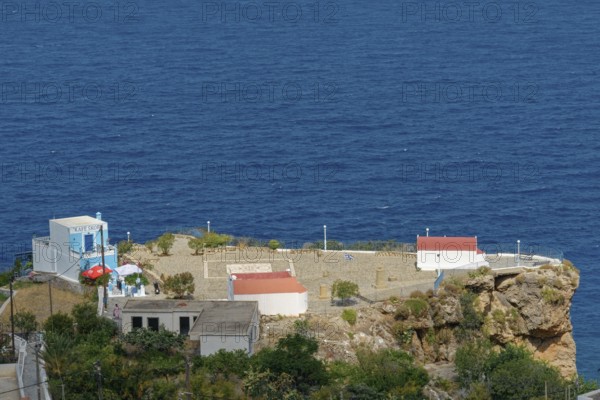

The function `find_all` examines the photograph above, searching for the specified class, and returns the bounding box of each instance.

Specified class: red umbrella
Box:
[82,265,113,280]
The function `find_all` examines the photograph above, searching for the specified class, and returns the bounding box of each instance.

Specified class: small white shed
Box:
[417,236,488,271]
[228,271,308,316]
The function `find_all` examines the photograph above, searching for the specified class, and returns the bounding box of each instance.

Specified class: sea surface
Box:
[0,0,598,379]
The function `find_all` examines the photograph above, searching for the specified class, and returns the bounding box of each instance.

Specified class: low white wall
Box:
[417,250,487,271]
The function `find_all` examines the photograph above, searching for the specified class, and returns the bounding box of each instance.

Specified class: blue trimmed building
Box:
[32,212,118,282]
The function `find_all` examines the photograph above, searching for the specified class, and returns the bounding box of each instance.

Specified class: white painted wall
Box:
[235,292,308,316]
[418,250,488,271]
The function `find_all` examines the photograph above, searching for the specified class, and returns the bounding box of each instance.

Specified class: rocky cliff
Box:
[290,261,579,379]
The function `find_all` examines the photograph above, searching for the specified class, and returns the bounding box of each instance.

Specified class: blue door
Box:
[84,234,94,252]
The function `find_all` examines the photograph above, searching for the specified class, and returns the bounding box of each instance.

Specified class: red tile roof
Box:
[417,236,478,252]
[231,271,291,280]
[233,277,307,295]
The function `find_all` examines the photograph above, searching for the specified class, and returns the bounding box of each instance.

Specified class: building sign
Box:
[70,224,102,233]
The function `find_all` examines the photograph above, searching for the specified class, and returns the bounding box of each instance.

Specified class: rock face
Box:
[264,264,579,379]
[431,266,578,378]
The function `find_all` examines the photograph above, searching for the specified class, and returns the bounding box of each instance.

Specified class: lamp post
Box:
[207,221,210,233]
[127,231,131,243]
[100,226,107,313]
[517,240,521,265]
[323,225,327,251]
[9,277,15,359]
[426,227,429,237]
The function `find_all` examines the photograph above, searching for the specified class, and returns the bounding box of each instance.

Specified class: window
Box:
[132,316,142,329]
[147,317,159,331]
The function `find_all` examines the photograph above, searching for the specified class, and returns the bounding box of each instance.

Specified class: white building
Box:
[121,299,260,355]
[32,212,117,282]
[417,236,488,271]
[228,271,308,316]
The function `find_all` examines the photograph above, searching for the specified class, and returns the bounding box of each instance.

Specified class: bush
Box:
[188,237,205,255]
[44,312,74,335]
[124,273,149,286]
[163,272,195,298]
[156,233,175,255]
[468,266,492,278]
[341,309,357,325]
[541,287,565,305]
[117,240,133,256]
[491,309,506,325]
[352,348,429,398]
[13,311,37,337]
[268,240,281,251]
[123,327,185,352]
[409,290,427,299]
[394,304,410,320]
[145,240,155,252]
[331,280,359,305]
[404,298,429,318]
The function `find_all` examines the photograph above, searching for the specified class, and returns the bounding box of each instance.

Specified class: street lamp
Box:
[207,221,210,233]
[323,225,327,251]
[517,240,521,264]
[127,231,131,243]
[426,227,429,237]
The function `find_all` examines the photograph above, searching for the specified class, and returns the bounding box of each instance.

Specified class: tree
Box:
[44,312,74,336]
[268,239,281,251]
[455,339,493,388]
[332,279,359,305]
[202,232,231,249]
[156,233,175,255]
[351,348,429,398]
[252,333,328,393]
[123,327,185,352]
[194,349,251,379]
[188,237,205,255]
[14,311,37,338]
[163,272,195,298]
[42,332,76,380]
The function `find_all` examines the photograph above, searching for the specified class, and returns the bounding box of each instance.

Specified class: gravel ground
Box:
[127,235,438,312]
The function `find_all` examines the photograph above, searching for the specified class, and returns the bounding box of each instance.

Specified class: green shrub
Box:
[404,298,429,318]
[409,290,427,299]
[392,322,414,345]
[394,304,410,320]
[268,240,281,251]
[468,266,492,278]
[541,287,565,305]
[156,233,175,255]
[341,309,357,325]
[124,273,149,286]
[117,240,133,256]
[491,309,506,325]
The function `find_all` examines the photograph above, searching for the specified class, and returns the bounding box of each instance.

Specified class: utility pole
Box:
[9,277,15,359]
[95,361,103,400]
[48,278,53,316]
[35,342,41,400]
[100,226,107,313]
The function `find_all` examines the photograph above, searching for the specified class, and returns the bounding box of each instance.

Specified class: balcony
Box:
[32,236,51,246]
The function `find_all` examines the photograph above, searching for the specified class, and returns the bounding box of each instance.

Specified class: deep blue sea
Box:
[0,0,598,378]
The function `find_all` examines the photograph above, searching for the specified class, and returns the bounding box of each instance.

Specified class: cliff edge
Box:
[288,261,579,379]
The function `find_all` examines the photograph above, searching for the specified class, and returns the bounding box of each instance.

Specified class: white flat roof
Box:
[51,216,103,227]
